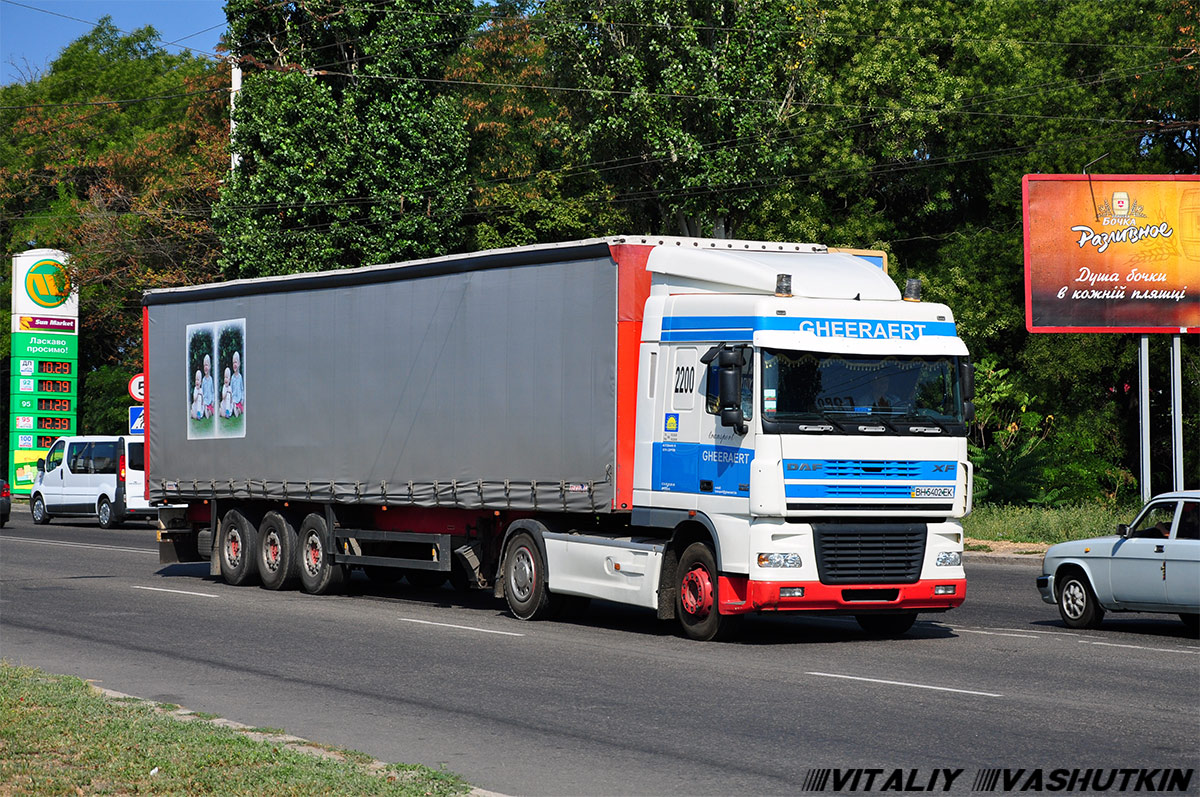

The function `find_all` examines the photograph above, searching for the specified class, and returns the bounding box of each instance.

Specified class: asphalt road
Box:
[2,511,1198,796]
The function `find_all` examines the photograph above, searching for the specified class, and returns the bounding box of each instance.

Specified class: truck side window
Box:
[705,349,754,420]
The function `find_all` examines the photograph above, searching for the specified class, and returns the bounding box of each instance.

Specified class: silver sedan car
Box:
[1037,490,1199,632]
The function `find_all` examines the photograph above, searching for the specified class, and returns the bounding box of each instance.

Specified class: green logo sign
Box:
[25,258,71,308]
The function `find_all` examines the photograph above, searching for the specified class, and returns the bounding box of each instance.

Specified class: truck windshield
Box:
[761,349,967,435]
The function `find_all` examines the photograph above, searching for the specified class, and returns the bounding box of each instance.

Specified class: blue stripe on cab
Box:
[659,315,957,342]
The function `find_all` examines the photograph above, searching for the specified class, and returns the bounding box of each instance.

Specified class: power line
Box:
[1,86,227,111]
[236,3,1189,53]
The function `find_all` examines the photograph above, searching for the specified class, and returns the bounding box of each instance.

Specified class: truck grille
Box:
[812,523,926,584]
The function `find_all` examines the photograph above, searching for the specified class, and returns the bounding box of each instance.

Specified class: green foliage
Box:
[541,0,819,237]
[0,663,470,795]
[963,501,1142,544]
[79,365,137,435]
[1,18,226,428]
[448,6,632,249]
[968,356,1055,505]
[3,2,1194,506]
[215,0,475,277]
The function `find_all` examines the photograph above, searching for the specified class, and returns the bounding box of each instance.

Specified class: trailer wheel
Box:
[257,512,299,591]
[855,612,918,637]
[676,542,741,641]
[502,532,557,620]
[298,513,345,595]
[219,510,259,586]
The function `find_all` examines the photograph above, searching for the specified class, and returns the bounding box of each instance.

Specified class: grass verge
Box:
[963,502,1140,545]
[0,662,470,796]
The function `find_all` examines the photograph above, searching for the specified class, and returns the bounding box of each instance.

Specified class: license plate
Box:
[911,486,955,498]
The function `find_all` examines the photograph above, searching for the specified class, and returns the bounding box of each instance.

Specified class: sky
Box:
[0,0,227,84]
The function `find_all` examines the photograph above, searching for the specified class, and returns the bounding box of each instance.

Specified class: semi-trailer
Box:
[150,236,973,640]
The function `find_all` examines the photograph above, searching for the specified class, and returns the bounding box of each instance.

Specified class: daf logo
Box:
[786,463,822,472]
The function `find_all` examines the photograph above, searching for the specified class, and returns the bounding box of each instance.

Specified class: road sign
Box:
[129,373,145,403]
[129,406,145,435]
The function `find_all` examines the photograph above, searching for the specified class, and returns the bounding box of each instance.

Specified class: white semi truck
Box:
[149,236,973,640]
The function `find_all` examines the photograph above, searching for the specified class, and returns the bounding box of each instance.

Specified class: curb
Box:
[90,684,505,797]
[965,551,1046,566]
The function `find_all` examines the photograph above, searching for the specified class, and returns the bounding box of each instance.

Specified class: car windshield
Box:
[761,350,966,434]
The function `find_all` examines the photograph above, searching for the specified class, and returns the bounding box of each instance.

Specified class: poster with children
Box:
[186,319,246,440]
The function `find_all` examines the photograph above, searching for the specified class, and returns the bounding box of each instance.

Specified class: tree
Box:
[447,1,630,250]
[0,19,228,431]
[541,0,819,237]
[215,0,475,277]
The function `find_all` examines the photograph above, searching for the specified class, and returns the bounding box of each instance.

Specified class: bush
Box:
[963,502,1141,544]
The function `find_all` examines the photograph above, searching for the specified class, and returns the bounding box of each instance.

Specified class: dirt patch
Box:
[965,538,1049,556]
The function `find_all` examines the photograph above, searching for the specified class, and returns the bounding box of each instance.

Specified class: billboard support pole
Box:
[1138,335,1151,503]
[1170,335,1183,491]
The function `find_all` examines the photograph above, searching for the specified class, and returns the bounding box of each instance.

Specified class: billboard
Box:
[1023,174,1200,333]
[10,249,78,495]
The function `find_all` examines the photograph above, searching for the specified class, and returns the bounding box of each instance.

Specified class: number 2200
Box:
[674,366,695,394]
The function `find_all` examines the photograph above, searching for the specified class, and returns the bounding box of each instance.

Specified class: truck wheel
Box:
[856,612,918,637]
[298,513,345,595]
[97,496,119,530]
[31,494,51,525]
[1057,571,1104,629]
[676,542,741,641]
[219,509,259,586]
[503,532,557,620]
[257,512,299,591]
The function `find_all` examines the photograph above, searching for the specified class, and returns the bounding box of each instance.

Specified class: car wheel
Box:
[1057,571,1104,629]
[31,494,50,525]
[1181,614,1199,634]
[97,497,119,530]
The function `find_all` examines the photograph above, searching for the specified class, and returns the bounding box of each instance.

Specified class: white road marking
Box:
[979,627,1079,636]
[133,586,219,598]
[1082,641,1200,655]
[955,629,1041,639]
[806,671,1003,698]
[401,618,524,637]
[1,536,153,555]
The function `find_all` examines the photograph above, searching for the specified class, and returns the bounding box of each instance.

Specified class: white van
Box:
[30,435,158,528]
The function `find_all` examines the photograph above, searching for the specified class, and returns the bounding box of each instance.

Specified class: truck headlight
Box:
[758,552,802,568]
[935,551,961,567]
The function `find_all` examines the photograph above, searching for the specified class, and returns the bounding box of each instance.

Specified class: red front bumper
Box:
[717,576,966,615]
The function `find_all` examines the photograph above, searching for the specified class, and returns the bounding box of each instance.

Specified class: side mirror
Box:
[37,458,45,472]
[959,359,975,401]
[963,400,976,423]
[1117,523,1130,537]
[717,348,747,435]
